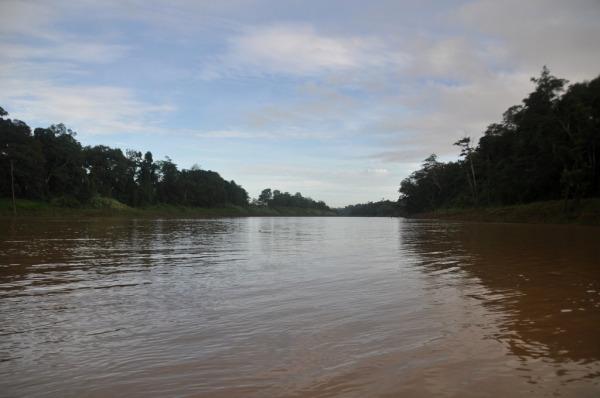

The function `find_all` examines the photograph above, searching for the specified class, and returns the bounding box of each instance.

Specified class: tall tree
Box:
[399,68,600,214]
[454,137,478,205]
[0,110,45,199]
[34,124,90,202]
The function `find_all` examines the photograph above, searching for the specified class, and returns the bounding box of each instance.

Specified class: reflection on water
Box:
[0,217,599,397]
[403,222,600,392]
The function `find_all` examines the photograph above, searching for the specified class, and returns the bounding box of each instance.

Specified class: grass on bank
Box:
[414,198,600,225]
[0,197,337,218]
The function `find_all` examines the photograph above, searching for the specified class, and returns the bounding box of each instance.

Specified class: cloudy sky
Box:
[1,0,599,206]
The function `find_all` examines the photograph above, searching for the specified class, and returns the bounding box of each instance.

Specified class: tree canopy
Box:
[256,188,329,210]
[0,111,249,208]
[399,68,600,214]
[338,200,400,216]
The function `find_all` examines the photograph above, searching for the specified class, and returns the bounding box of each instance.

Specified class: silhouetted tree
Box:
[0,106,256,209]
[34,124,90,202]
[399,68,600,214]
[258,188,272,205]
[454,137,478,204]
[258,188,330,210]
[0,110,45,199]
[339,200,400,216]
[84,145,133,202]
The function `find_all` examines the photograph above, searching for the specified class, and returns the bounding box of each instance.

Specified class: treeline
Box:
[0,108,249,207]
[399,68,600,214]
[256,188,330,210]
[338,200,400,216]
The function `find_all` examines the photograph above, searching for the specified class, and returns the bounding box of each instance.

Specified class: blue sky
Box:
[1,0,599,206]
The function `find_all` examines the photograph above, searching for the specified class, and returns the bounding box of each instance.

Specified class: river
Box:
[1,217,599,397]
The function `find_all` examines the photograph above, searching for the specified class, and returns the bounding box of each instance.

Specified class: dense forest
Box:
[338,200,401,216]
[399,68,600,214]
[0,108,338,211]
[256,188,330,210]
[3,68,598,217]
[0,108,250,208]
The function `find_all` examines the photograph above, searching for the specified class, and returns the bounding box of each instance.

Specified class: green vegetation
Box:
[3,67,599,224]
[0,197,336,218]
[256,188,329,210]
[0,113,250,208]
[399,68,600,220]
[0,107,333,216]
[338,200,401,216]
[413,199,600,225]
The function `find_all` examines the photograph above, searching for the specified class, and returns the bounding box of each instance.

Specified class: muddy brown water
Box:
[0,217,599,397]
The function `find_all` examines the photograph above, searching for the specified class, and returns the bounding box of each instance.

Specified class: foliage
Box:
[413,199,600,226]
[0,110,253,209]
[258,188,330,210]
[338,200,401,216]
[0,117,45,199]
[399,68,600,214]
[0,197,337,218]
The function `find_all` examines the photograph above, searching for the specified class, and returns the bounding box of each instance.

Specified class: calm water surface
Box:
[0,217,599,397]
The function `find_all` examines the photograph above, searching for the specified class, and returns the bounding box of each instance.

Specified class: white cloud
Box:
[0,0,59,39]
[192,128,337,140]
[402,36,498,82]
[2,41,129,64]
[193,129,285,139]
[0,1,169,136]
[365,72,534,162]
[195,130,261,139]
[200,24,406,78]
[362,0,600,164]
[456,0,600,81]
[1,0,599,205]
[1,77,174,135]
[245,83,361,132]
[366,168,389,175]
[239,164,403,207]
[0,0,128,64]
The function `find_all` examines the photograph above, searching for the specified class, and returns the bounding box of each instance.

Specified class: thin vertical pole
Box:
[10,159,16,216]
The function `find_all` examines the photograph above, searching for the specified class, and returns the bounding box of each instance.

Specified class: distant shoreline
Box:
[4,198,600,225]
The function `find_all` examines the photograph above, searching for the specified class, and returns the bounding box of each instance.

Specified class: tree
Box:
[225,180,249,206]
[256,187,330,210]
[398,68,600,214]
[84,145,132,201]
[0,111,45,200]
[258,188,272,205]
[454,137,478,205]
[34,124,90,202]
[156,157,181,204]
[340,200,400,216]
[1,105,261,210]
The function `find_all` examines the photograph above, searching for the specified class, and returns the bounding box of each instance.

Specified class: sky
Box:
[1,0,599,207]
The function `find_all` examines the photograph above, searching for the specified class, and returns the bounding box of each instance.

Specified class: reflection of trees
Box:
[402,220,600,363]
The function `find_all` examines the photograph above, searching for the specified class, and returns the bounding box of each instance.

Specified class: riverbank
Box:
[0,198,337,218]
[412,199,600,225]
